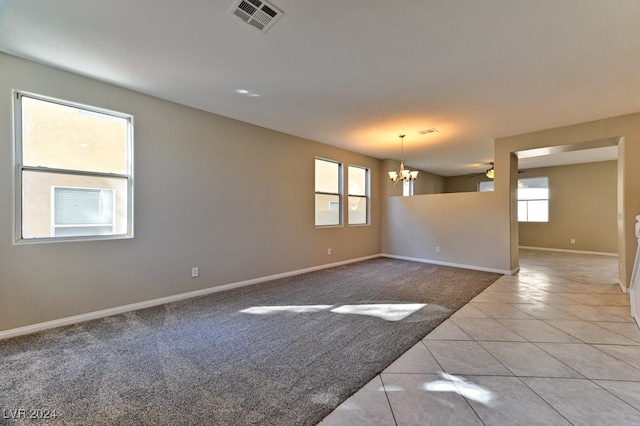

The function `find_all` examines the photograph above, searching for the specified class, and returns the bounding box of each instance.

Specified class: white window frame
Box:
[13,91,134,243]
[347,164,370,225]
[315,157,342,227]
[518,177,549,223]
[478,181,494,192]
[51,186,116,237]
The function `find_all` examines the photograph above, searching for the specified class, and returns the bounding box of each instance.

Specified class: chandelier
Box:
[388,134,419,184]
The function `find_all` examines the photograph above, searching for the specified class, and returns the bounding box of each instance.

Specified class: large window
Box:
[348,165,369,225]
[315,158,342,226]
[518,177,549,222]
[15,92,133,241]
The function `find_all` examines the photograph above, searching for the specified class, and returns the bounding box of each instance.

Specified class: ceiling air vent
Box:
[229,0,283,33]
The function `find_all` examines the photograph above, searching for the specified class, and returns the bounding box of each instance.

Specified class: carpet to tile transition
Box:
[0,258,501,425]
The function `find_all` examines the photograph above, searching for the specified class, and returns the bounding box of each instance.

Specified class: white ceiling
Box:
[1,0,638,176]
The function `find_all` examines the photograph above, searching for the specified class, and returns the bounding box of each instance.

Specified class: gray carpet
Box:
[0,258,501,425]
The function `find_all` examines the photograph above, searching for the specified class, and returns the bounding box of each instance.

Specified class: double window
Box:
[315,158,369,226]
[14,92,134,242]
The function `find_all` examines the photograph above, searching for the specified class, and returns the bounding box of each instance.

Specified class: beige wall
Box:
[443,174,493,193]
[3,52,638,332]
[0,54,381,331]
[518,161,617,253]
[381,121,638,281]
[496,117,640,289]
[381,159,512,273]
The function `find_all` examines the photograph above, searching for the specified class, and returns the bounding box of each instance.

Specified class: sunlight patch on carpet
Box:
[330,304,427,321]
[240,303,427,321]
[240,305,332,314]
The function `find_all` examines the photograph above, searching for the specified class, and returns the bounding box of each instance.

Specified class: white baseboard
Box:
[0,254,382,341]
[519,246,618,257]
[381,254,514,275]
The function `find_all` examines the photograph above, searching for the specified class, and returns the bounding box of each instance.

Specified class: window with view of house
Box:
[52,187,116,237]
[315,158,342,226]
[348,165,369,225]
[14,92,133,241]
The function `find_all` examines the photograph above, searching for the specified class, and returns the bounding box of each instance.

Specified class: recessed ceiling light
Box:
[236,89,260,97]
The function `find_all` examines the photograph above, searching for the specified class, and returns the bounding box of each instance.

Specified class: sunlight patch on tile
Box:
[422,373,495,405]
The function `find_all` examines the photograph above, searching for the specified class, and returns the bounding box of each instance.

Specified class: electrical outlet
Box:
[191,267,199,278]
[435,246,440,253]
[328,248,332,255]
[570,239,576,245]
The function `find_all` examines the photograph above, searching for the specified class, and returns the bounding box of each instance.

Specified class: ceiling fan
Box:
[466,162,525,179]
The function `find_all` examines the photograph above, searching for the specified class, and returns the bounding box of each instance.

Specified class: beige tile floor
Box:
[319,249,640,425]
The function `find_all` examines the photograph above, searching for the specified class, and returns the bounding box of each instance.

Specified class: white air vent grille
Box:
[230,0,283,33]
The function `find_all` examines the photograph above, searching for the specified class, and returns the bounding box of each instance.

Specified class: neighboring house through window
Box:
[14,92,133,241]
[52,187,116,237]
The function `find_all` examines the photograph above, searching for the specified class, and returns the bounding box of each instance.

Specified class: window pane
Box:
[518,177,549,200]
[527,200,549,222]
[479,181,494,192]
[348,196,367,225]
[22,170,128,239]
[518,187,549,201]
[518,200,528,221]
[22,96,128,174]
[54,188,114,225]
[348,166,366,196]
[403,180,413,196]
[315,159,339,193]
[315,194,340,226]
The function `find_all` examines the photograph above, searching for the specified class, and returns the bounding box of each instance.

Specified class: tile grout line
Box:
[417,339,487,425]
[377,374,399,426]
